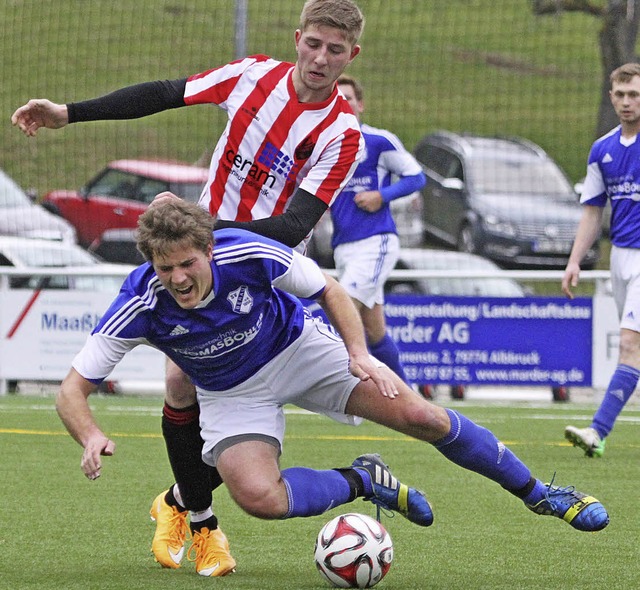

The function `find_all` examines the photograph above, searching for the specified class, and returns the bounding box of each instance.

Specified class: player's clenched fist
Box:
[11,99,69,136]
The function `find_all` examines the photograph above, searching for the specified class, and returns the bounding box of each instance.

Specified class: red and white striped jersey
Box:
[184,54,364,222]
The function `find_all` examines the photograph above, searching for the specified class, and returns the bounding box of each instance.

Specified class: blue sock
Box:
[592,364,640,438]
[433,409,532,492]
[369,333,407,381]
[281,467,353,518]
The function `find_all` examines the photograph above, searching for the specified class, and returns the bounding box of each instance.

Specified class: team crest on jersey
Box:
[227,285,254,314]
[295,136,315,160]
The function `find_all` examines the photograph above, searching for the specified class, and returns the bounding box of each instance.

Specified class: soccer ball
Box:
[314,513,393,588]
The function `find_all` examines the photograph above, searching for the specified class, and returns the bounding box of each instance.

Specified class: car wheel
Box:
[450,384,465,400]
[551,386,570,402]
[457,223,478,254]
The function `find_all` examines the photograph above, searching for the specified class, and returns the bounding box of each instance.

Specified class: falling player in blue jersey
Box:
[563,63,640,457]
[329,76,426,381]
[56,198,608,577]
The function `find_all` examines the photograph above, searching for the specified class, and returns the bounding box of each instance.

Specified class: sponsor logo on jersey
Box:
[174,313,264,359]
[606,177,640,198]
[259,142,300,182]
[346,175,373,192]
[224,149,277,189]
[224,142,300,190]
[227,285,254,314]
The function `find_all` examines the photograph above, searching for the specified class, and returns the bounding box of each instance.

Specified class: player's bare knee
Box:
[165,364,196,407]
[619,329,640,366]
[402,402,451,440]
[232,482,288,519]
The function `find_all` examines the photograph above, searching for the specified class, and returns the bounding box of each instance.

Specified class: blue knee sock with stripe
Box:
[592,364,640,438]
[281,467,355,518]
[368,333,407,381]
[433,409,541,497]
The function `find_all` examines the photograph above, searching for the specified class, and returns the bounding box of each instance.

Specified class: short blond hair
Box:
[299,0,365,46]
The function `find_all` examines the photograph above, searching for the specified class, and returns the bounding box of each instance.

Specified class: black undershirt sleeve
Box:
[213,188,329,248]
[67,78,188,122]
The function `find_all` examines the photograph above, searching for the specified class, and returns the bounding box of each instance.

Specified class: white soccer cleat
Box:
[564,426,606,458]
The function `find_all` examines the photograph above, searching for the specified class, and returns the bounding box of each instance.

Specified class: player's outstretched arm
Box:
[11,99,69,136]
[56,368,116,480]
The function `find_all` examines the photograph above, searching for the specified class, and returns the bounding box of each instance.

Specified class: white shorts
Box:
[334,233,400,308]
[610,245,640,332]
[196,316,362,467]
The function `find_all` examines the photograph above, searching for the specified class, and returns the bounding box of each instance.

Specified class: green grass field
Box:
[1,393,638,590]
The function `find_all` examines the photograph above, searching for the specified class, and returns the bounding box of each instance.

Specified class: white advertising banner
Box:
[592,291,620,390]
[0,289,164,382]
[0,274,620,393]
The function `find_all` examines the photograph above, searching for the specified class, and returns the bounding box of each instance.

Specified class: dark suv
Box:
[414,131,599,269]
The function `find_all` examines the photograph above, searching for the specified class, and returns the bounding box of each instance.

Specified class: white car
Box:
[0,236,130,292]
[386,248,527,297]
[0,169,77,243]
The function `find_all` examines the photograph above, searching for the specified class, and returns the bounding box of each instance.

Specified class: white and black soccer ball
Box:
[314,513,393,588]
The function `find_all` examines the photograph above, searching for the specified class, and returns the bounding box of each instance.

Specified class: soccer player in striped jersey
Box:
[330,75,426,381]
[12,0,366,572]
[56,199,608,580]
[563,63,640,458]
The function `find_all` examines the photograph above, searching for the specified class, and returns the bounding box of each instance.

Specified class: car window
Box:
[138,179,169,204]
[469,157,574,197]
[170,181,206,203]
[417,145,463,181]
[87,169,138,199]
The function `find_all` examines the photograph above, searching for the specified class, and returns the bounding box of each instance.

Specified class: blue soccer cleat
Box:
[526,480,609,532]
[352,453,433,527]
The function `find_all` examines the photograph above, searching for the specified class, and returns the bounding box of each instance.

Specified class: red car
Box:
[43,159,209,248]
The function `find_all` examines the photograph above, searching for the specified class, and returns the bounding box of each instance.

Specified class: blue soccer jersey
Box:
[329,123,425,248]
[581,125,640,248]
[72,229,326,390]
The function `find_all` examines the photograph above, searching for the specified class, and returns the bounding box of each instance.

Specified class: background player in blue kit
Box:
[330,75,426,380]
[56,199,608,577]
[563,63,640,457]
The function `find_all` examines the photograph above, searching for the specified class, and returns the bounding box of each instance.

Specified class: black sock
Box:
[191,515,219,533]
[164,485,184,510]
[333,467,366,501]
[163,403,220,512]
[509,476,537,499]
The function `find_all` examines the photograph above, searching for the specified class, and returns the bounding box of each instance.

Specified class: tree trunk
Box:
[532,0,640,138]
